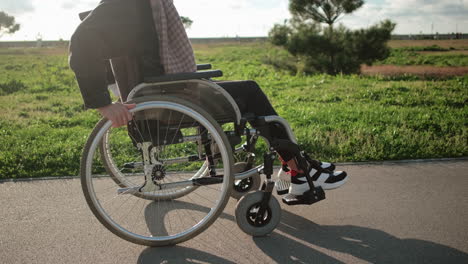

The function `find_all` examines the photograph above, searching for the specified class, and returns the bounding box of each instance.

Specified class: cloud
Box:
[175,0,290,37]
[339,0,468,34]
[383,0,468,18]
[0,0,35,15]
[60,0,97,10]
[61,1,79,10]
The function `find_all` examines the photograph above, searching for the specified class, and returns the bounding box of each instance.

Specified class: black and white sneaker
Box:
[275,161,337,195]
[289,169,348,195]
[318,161,335,171]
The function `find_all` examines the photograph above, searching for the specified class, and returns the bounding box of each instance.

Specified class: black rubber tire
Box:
[235,191,281,237]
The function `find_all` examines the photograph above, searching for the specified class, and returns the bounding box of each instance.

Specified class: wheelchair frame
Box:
[119,65,304,192]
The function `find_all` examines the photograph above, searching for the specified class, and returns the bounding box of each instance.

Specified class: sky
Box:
[0,0,467,41]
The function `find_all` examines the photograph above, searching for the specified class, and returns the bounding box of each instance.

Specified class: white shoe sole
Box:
[321,175,348,190]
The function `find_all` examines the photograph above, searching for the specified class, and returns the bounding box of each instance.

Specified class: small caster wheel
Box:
[231,162,261,200]
[235,191,281,236]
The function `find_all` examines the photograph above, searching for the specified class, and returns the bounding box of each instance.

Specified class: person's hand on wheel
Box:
[97,103,136,128]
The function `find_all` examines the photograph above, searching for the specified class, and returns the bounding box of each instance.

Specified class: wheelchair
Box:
[77,11,326,248]
[80,63,328,247]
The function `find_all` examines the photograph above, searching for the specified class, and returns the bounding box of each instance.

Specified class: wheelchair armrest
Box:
[79,10,92,21]
[196,64,212,70]
[144,70,223,83]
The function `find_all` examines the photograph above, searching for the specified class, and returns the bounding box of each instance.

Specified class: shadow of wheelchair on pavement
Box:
[253,209,468,263]
[138,245,236,264]
[137,200,468,264]
[138,199,238,264]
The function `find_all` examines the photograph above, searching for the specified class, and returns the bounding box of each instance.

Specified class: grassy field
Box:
[0,41,467,179]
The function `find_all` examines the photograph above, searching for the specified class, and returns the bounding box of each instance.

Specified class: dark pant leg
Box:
[69,0,160,108]
[216,80,296,161]
[216,80,277,117]
[216,80,288,140]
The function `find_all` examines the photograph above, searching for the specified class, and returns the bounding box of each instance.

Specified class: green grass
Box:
[0,44,467,179]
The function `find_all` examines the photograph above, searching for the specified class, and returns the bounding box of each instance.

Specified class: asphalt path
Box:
[1,160,467,264]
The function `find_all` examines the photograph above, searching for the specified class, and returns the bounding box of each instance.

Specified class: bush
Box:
[269,20,395,75]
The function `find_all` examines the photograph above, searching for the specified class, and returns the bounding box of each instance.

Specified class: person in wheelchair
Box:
[69,0,347,199]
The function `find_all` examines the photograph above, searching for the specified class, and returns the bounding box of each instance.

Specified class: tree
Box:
[180,16,193,29]
[268,22,291,46]
[0,11,20,37]
[269,1,395,75]
[289,0,364,29]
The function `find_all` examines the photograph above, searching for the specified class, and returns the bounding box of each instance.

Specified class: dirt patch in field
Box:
[388,40,468,50]
[361,65,468,77]
[0,47,68,56]
[416,50,468,55]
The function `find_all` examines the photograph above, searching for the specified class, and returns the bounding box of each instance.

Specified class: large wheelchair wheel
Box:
[81,96,234,246]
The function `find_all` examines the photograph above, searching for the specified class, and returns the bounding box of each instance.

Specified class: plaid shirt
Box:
[150,0,197,74]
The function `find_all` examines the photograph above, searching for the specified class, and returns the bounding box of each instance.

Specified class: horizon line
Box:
[1,33,467,43]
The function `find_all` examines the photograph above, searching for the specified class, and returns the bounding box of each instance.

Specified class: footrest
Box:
[282,187,326,205]
[275,179,290,195]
